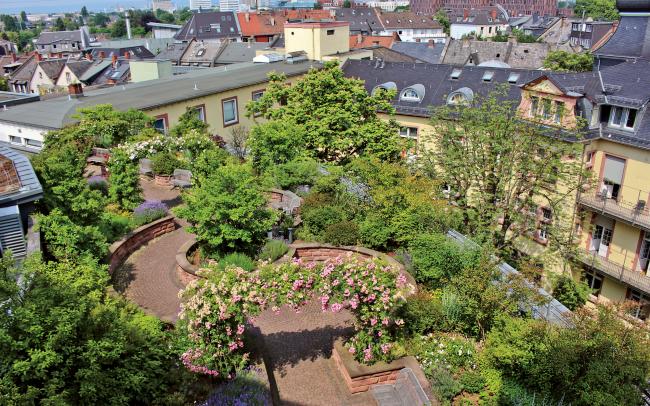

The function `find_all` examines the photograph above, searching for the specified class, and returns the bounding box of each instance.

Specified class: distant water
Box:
[0,0,190,14]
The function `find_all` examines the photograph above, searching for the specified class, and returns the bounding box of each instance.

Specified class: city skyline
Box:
[0,0,193,14]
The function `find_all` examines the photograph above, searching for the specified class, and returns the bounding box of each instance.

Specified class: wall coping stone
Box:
[176,237,199,276]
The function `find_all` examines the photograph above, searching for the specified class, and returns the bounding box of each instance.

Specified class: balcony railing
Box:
[578,184,650,231]
[579,249,650,295]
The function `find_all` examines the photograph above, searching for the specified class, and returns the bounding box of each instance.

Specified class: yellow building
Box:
[284,20,373,63]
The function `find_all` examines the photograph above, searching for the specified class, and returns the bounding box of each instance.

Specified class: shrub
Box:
[133,200,168,227]
[99,211,133,242]
[268,158,320,190]
[430,367,462,401]
[551,273,590,311]
[412,334,478,379]
[301,205,345,237]
[322,220,359,246]
[258,240,289,262]
[151,152,181,176]
[398,291,446,335]
[460,370,486,394]
[37,209,109,261]
[108,148,143,211]
[87,175,108,195]
[201,367,271,406]
[217,253,256,273]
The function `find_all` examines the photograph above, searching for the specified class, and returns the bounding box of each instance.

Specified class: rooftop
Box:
[174,12,241,42]
[0,146,43,207]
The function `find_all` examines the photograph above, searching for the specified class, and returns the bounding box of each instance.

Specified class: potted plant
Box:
[151,152,180,186]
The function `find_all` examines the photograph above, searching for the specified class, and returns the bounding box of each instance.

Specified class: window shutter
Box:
[603,155,625,184]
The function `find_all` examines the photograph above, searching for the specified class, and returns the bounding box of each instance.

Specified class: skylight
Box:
[508,73,520,84]
[451,68,462,79]
[482,71,495,82]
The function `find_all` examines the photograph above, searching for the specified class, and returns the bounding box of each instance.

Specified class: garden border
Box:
[107,216,178,274]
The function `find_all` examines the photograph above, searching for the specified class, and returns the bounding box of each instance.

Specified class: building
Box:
[356,0,410,12]
[219,0,241,12]
[90,45,156,60]
[391,40,445,64]
[0,60,316,149]
[333,8,383,35]
[35,27,92,55]
[448,6,510,39]
[411,0,557,18]
[189,0,213,10]
[376,11,445,42]
[0,40,17,56]
[569,21,616,51]
[237,11,285,42]
[152,0,176,12]
[509,13,560,39]
[147,22,183,39]
[441,38,554,69]
[284,20,373,62]
[8,55,39,94]
[349,33,399,50]
[130,60,173,83]
[0,146,43,260]
[174,11,241,43]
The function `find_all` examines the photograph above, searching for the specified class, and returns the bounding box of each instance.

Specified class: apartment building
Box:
[411,0,557,17]
[448,6,509,39]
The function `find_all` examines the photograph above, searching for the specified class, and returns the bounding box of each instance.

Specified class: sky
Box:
[0,0,190,14]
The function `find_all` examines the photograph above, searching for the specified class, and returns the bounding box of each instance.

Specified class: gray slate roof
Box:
[0,61,318,130]
[0,146,43,206]
[215,42,269,64]
[8,56,38,85]
[442,39,552,69]
[174,12,241,41]
[90,46,155,60]
[155,42,190,63]
[37,59,66,80]
[342,59,544,117]
[36,29,90,45]
[334,8,382,34]
[391,42,444,64]
[65,60,93,78]
[595,15,650,60]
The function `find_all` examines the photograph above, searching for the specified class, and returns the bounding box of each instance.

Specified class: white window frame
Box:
[222,98,238,126]
[399,127,418,139]
[609,106,637,130]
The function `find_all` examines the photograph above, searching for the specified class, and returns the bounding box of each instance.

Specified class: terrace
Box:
[578,184,650,232]
[579,248,650,296]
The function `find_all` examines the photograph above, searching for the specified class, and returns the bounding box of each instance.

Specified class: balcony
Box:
[578,184,650,232]
[579,249,650,296]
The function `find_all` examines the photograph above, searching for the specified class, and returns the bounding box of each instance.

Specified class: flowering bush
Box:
[119,129,215,161]
[412,333,478,378]
[201,366,271,406]
[133,200,168,226]
[177,255,412,378]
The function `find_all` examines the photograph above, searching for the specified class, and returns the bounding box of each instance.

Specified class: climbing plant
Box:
[177,256,412,378]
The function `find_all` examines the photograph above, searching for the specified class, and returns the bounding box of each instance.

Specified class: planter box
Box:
[155,174,173,186]
[332,339,423,394]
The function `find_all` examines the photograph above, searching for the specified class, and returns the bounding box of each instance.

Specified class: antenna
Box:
[193,82,199,90]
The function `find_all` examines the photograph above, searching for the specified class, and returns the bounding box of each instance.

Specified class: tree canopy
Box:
[575,0,619,20]
[543,51,594,72]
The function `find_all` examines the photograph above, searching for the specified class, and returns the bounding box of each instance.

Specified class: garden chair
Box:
[171,169,192,189]
[140,158,153,177]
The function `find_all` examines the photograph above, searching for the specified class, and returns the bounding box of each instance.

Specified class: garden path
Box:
[252,301,375,406]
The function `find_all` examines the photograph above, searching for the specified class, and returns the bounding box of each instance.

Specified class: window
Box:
[326,29,335,35]
[542,99,552,120]
[193,105,206,122]
[9,136,22,145]
[450,68,462,80]
[608,106,637,130]
[38,72,43,79]
[530,96,539,116]
[401,88,420,101]
[153,117,167,133]
[585,151,595,168]
[541,207,553,222]
[600,155,625,200]
[399,127,418,139]
[627,289,649,320]
[507,72,519,84]
[222,98,238,126]
[554,101,564,124]
[65,72,71,83]
[482,71,494,82]
[537,224,549,241]
[252,90,264,117]
[25,139,42,148]
[583,270,603,295]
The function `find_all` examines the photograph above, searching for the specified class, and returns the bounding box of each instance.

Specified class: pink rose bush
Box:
[177,255,411,377]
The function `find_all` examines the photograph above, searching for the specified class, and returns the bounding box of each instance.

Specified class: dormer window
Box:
[372,81,397,96]
[608,106,638,130]
[447,87,474,106]
[482,71,494,82]
[507,73,520,84]
[400,84,425,102]
[451,68,462,80]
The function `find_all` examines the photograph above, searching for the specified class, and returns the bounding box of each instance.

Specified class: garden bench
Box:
[171,169,192,189]
[139,158,153,177]
[87,147,110,166]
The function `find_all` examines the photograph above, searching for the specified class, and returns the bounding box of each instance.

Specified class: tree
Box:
[0,256,180,405]
[37,209,108,261]
[543,51,594,72]
[72,104,153,147]
[81,6,89,18]
[107,149,143,211]
[229,125,249,161]
[0,76,8,92]
[170,107,209,137]
[54,17,66,31]
[111,19,127,38]
[91,12,110,27]
[435,9,450,35]
[175,163,277,256]
[550,273,590,310]
[1,15,19,32]
[575,0,619,20]
[248,61,404,163]
[20,11,27,23]
[248,121,306,172]
[155,9,176,23]
[425,85,587,260]
[343,0,352,7]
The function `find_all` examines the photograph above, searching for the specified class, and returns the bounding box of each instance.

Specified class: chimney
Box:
[245,12,250,22]
[85,52,93,61]
[112,54,118,67]
[463,9,469,19]
[491,9,497,19]
[35,52,42,61]
[416,38,421,43]
[58,52,63,59]
[271,17,275,26]
[357,33,362,44]
[124,51,130,60]
[10,52,16,63]
[428,39,434,48]
[125,11,132,39]
[68,83,83,98]
[99,51,106,59]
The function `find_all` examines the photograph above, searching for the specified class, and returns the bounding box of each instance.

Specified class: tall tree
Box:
[435,9,450,35]
[20,11,27,23]
[54,17,66,31]
[424,86,587,261]
[81,6,89,18]
[543,51,594,72]
[248,61,404,163]
[575,0,619,20]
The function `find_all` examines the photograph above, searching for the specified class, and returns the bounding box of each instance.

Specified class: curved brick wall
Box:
[176,238,201,285]
[108,216,177,274]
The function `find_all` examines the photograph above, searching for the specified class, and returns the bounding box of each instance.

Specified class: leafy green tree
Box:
[0,76,8,91]
[550,273,590,310]
[1,15,19,32]
[177,7,193,23]
[435,9,450,35]
[81,6,89,17]
[72,104,153,147]
[343,0,352,7]
[54,17,66,31]
[20,11,27,23]
[107,149,143,211]
[91,12,110,27]
[111,19,127,38]
[543,50,594,72]
[0,256,179,405]
[425,85,587,260]
[170,107,209,137]
[248,61,403,163]
[176,163,277,256]
[575,0,619,20]
[37,209,108,261]
[155,9,176,23]
[248,121,306,173]
[189,148,234,188]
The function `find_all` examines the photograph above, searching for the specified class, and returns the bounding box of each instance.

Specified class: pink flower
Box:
[237,324,245,335]
[381,343,391,354]
[382,318,389,326]
[347,278,354,286]
[228,342,238,351]
[350,299,358,309]
[344,289,351,297]
[331,303,343,313]
[396,273,407,287]
[395,319,404,326]
[364,347,373,361]
[377,331,382,337]
[370,318,378,326]
[348,347,356,354]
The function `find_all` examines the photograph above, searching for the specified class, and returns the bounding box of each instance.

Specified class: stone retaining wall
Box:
[108,216,177,274]
[176,238,200,285]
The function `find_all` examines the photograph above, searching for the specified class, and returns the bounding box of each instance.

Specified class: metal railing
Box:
[578,183,650,231]
[579,249,650,295]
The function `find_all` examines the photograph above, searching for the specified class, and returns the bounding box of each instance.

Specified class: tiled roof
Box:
[179,40,224,66]
[349,34,396,49]
[174,12,241,41]
[155,42,189,63]
[65,60,93,78]
[378,11,441,30]
[8,55,38,84]
[90,46,155,59]
[368,46,420,63]
[448,6,508,26]
[36,29,90,46]
[237,12,286,37]
[342,59,544,117]
[595,15,650,60]
[37,59,66,80]
[215,42,269,64]
[334,8,382,33]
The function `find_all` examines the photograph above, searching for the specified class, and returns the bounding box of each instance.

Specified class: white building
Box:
[219,0,241,12]
[357,0,409,12]
[152,0,176,12]
[189,0,213,10]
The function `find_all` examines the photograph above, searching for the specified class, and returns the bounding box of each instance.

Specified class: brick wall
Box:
[108,216,177,274]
